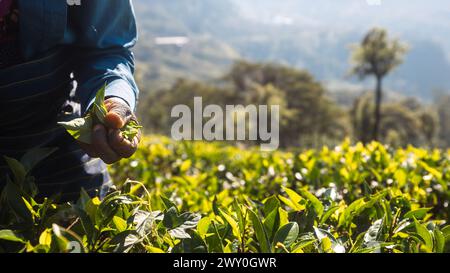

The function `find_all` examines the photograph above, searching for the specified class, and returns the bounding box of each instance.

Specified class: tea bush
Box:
[0,136,449,253]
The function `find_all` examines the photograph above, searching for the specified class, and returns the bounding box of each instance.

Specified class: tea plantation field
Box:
[1,136,449,253]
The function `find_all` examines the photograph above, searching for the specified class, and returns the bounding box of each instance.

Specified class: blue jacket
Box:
[18,0,139,112]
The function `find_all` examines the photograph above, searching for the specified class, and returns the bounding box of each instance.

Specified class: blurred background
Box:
[132,0,450,149]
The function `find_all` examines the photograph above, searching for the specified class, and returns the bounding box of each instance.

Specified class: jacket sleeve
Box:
[67,0,139,113]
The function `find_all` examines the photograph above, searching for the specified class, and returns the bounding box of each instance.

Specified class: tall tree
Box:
[350,28,408,141]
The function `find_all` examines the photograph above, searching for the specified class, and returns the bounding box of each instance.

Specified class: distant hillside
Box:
[231,0,450,99]
[133,0,450,100]
[133,0,241,91]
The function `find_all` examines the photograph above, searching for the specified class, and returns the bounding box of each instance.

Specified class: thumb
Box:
[104,98,132,129]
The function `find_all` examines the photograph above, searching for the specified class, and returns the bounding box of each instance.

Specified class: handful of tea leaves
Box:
[58,85,142,145]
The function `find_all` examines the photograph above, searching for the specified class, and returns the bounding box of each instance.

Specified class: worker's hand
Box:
[79,97,141,164]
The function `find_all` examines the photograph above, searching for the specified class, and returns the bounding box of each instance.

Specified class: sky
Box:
[233,0,450,59]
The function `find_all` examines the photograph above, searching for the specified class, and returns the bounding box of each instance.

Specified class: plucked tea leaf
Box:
[93,103,107,123]
[58,115,93,144]
[95,83,106,106]
[58,84,142,144]
[121,120,142,142]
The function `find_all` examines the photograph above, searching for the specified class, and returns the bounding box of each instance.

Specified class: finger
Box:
[104,99,132,129]
[131,135,141,149]
[108,128,137,158]
[105,111,126,129]
[92,124,120,164]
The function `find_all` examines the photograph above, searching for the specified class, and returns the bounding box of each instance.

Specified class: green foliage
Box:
[1,136,450,253]
[140,59,448,149]
[141,61,350,148]
[352,93,440,147]
[350,28,409,142]
[436,94,450,148]
[350,28,408,80]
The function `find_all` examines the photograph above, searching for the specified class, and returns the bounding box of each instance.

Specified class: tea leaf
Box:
[273,222,299,251]
[413,217,433,250]
[0,230,25,243]
[58,115,93,144]
[248,209,271,253]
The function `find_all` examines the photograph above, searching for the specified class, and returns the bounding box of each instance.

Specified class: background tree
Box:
[350,28,408,141]
[225,61,350,147]
[351,92,374,144]
[435,94,450,148]
[351,93,439,147]
[140,61,350,148]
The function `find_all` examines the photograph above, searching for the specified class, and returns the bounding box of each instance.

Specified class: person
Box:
[0,0,141,201]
